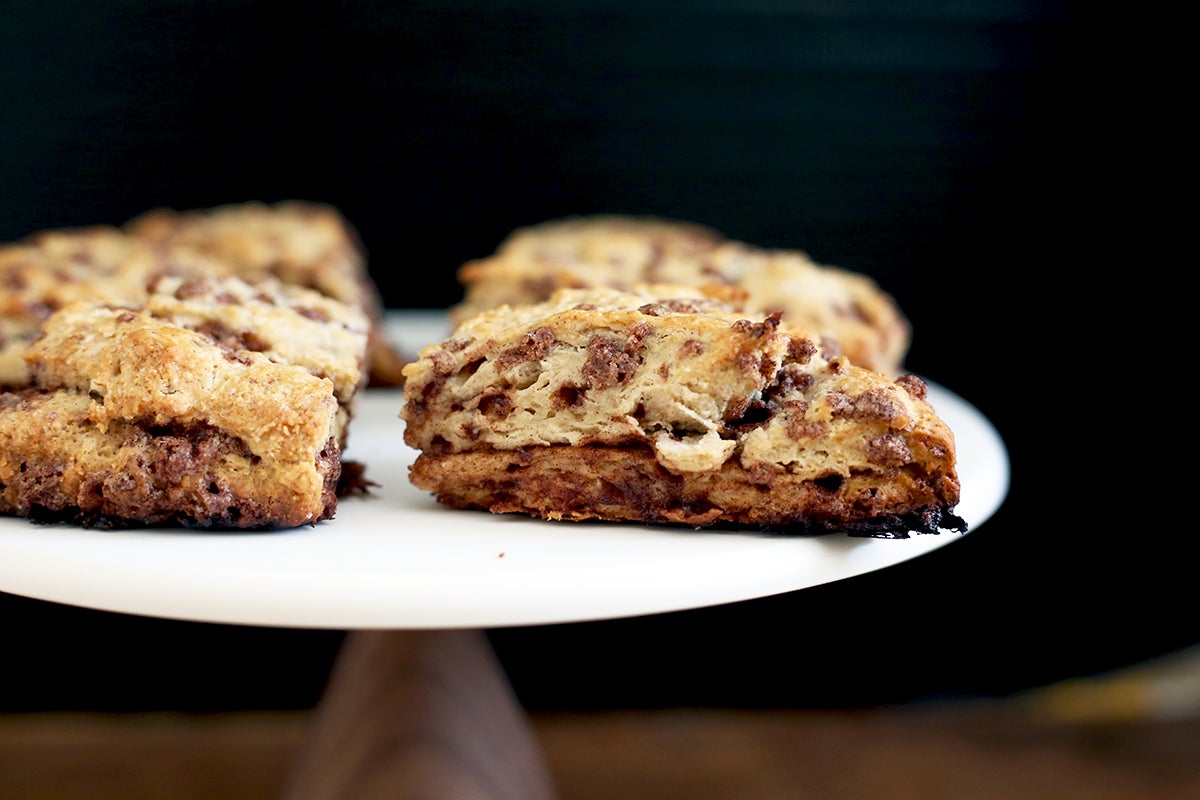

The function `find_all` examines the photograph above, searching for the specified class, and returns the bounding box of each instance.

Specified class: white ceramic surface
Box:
[0,311,1009,630]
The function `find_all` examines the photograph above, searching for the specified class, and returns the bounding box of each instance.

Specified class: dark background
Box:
[3,2,1176,714]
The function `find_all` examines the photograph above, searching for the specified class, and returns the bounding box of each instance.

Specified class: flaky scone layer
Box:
[451,214,911,376]
[403,286,963,536]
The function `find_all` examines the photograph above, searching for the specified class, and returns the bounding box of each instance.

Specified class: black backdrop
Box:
[3,2,1182,714]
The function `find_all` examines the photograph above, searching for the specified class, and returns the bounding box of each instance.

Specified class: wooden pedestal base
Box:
[282,629,558,800]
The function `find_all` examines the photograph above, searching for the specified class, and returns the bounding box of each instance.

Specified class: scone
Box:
[124,199,409,386]
[451,214,911,376]
[0,273,370,530]
[403,286,964,537]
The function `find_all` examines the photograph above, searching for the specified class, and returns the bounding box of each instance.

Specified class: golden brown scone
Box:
[451,214,911,376]
[403,285,964,537]
[124,200,409,387]
[0,274,370,530]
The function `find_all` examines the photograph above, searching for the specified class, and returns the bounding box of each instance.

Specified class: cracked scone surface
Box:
[0,225,234,387]
[451,214,911,376]
[0,274,370,530]
[124,199,409,386]
[403,286,964,537]
[2,208,404,388]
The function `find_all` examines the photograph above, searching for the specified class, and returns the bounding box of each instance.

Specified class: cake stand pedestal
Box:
[283,628,557,800]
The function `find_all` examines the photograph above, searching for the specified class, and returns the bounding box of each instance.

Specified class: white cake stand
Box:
[0,311,1010,799]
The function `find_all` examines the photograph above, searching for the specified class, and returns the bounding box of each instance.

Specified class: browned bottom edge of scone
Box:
[409,445,967,539]
[0,430,345,532]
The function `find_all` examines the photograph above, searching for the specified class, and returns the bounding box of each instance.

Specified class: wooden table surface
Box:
[3,644,1199,800]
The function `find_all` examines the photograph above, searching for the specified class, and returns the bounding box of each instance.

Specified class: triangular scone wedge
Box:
[450,214,911,376]
[0,274,369,530]
[403,286,965,537]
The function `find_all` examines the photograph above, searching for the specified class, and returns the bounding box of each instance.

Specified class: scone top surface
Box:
[124,200,375,311]
[124,200,408,387]
[452,215,726,324]
[403,286,962,536]
[0,226,242,387]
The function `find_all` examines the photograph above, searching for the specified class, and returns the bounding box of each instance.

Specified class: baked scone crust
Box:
[2,207,400,389]
[451,214,911,376]
[453,214,726,320]
[403,286,963,537]
[0,274,370,530]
